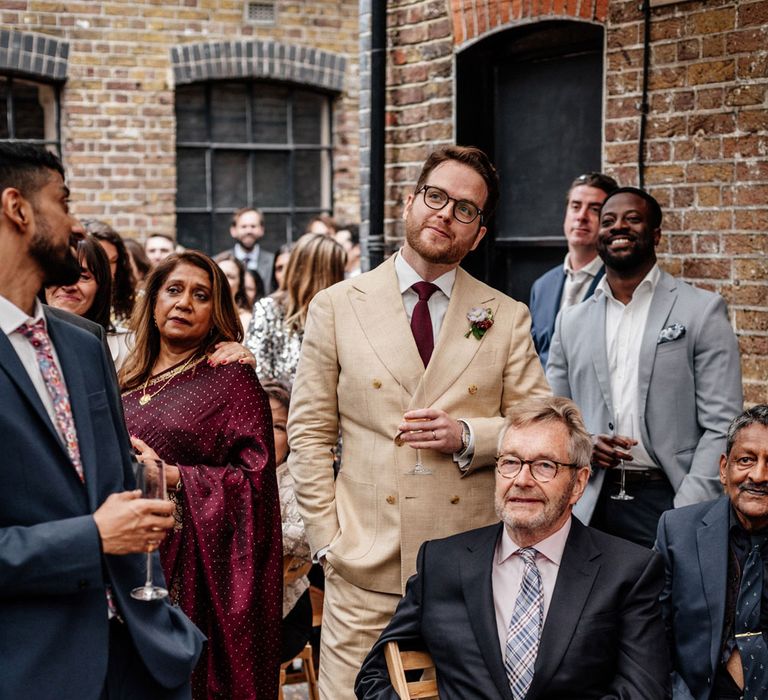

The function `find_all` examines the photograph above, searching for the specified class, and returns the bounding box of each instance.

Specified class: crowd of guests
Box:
[1,140,766,700]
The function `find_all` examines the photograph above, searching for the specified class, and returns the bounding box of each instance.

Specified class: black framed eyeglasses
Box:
[495,454,579,483]
[416,185,483,224]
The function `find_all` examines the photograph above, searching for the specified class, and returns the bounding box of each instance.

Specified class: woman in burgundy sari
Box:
[120,251,282,700]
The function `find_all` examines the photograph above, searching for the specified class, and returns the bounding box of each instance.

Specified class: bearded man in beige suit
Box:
[287,145,550,699]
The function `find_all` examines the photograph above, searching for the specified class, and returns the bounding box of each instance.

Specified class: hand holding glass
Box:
[610,415,634,501]
[131,457,169,601]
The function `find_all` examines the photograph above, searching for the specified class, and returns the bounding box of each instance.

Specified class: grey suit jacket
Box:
[547,268,743,522]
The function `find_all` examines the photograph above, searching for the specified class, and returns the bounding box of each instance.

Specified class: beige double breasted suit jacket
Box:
[287,255,549,594]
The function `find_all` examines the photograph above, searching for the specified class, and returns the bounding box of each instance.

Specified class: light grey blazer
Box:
[546,268,743,523]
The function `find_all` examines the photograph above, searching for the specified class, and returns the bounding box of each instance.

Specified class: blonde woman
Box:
[245,232,346,384]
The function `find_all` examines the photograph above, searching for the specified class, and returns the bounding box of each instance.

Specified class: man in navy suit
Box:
[656,405,768,699]
[0,143,204,699]
[529,172,618,366]
[356,396,669,699]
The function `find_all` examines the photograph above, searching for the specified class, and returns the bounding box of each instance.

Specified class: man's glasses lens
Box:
[496,456,559,482]
[421,186,481,224]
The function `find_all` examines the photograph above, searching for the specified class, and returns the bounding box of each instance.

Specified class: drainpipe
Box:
[367,0,387,269]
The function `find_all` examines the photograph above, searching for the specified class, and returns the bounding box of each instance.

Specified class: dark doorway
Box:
[457,21,604,304]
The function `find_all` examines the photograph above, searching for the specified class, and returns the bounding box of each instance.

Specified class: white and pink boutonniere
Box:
[465,307,494,339]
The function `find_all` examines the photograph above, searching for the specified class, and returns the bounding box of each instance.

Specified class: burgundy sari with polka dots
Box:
[123,359,282,699]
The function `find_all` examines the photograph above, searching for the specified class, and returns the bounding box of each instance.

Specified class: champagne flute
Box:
[394,382,433,476]
[130,457,169,601]
[610,413,634,501]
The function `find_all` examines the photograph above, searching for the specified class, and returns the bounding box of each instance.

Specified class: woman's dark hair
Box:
[212,251,250,311]
[271,243,292,291]
[84,219,136,322]
[119,251,242,391]
[76,235,113,331]
[123,237,152,282]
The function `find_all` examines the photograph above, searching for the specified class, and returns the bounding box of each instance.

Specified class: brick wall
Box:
[0,0,360,240]
[386,0,767,401]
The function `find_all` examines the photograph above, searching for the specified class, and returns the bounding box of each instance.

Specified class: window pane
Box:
[176,149,207,208]
[176,85,207,142]
[252,86,288,143]
[212,212,234,254]
[293,150,322,207]
[213,150,249,209]
[253,152,289,208]
[262,213,289,251]
[294,91,325,144]
[14,79,45,140]
[0,79,8,139]
[211,82,248,143]
[177,213,211,252]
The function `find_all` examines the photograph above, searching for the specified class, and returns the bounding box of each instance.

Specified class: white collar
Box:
[595,263,661,301]
[394,249,456,299]
[497,516,572,567]
[563,253,603,277]
[0,295,45,336]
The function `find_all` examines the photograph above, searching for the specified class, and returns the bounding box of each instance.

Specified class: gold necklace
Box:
[138,354,201,406]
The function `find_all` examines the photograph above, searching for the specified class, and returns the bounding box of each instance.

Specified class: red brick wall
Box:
[0,1,360,240]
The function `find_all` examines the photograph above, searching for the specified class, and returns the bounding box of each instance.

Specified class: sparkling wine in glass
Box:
[130,457,169,601]
[610,413,634,501]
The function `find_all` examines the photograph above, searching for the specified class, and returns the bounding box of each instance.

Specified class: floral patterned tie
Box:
[18,319,84,482]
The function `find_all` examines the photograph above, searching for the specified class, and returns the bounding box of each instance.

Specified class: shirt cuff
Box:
[313,545,330,564]
[453,419,475,472]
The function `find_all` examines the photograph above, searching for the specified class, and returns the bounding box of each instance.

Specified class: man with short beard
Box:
[288,146,549,698]
[0,143,203,699]
[547,187,743,548]
[356,396,669,699]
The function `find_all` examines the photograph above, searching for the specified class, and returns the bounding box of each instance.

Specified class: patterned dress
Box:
[244,295,302,384]
[122,358,282,700]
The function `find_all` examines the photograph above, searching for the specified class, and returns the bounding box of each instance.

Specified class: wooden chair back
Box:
[384,641,439,699]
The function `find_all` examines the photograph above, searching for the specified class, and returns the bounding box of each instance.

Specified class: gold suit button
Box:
[468,384,478,395]
[372,379,382,389]
[450,496,460,504]
[386,495,396,505]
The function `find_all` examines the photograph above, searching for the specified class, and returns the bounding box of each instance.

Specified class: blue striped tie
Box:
[504,547,543,700]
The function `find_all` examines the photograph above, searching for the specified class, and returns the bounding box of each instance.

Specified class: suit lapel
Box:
[585,265,605,299]
[526,519,601,699]
[460,523,514,700]
[347,255,424,397]
[637,271,677,437]
[46,313,99,501]
[697,497,730,677]
[587,295,614,415]
[420,268,498,407]
[546,272,566,337]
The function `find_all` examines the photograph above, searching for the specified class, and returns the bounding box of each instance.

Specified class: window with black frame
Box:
[0,76,60,154]
[175,80,333,255]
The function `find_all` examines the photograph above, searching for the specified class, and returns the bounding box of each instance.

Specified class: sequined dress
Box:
[244,295,303,384]
[122,358,282,700]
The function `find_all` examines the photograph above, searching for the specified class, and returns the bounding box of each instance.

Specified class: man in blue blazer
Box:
[356,397,669,699]
[529,172,617,366]
[0,143,204,699]
[547,187,743,547]
[656,405,768,698]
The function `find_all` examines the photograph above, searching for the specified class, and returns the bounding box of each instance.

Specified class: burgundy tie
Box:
[411,282,439,367]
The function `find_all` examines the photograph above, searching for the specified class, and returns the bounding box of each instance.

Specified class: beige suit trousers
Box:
[319,562,402,700]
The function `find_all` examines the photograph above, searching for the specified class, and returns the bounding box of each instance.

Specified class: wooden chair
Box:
[278,642,319,700]
[384,641,439,699]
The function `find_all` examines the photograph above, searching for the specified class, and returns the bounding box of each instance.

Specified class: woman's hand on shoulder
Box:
[209,341,256,368]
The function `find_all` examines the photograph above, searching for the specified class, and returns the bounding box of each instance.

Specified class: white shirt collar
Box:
[394,249,456,299]
[563,253,603,278]
[0,295,45,336]
[497,516,572,567]
[595,263,661,302]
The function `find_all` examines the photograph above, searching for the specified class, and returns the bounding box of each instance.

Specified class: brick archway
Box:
[171,40,346,92]
[449,0,607,46]
[0,29,68,82]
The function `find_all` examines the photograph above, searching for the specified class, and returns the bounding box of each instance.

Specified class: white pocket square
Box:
[658,323,686,344]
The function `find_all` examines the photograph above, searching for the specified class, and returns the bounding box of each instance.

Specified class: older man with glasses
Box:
[356,396,669,699]
[288,145,549,698]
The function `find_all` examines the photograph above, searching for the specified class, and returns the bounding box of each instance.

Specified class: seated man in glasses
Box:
[355,396,669,700]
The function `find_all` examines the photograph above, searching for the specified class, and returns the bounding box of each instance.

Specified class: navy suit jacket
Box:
[356,518,669,700]
[656,497,737,700]
[529,262,604,367]
[0,310,204,700]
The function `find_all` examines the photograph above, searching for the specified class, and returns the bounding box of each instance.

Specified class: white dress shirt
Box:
[559,254,604,311]
[492,517,572,654]
[595,265,660,469]
[233,241,262,270]
[0,295,68,440]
